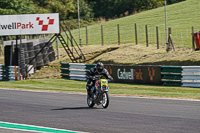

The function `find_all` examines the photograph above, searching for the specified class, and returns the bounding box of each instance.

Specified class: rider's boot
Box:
[86,86,92,98]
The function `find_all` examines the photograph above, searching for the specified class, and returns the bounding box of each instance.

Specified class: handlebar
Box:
[86,75,114,82]
[86,75,105,80]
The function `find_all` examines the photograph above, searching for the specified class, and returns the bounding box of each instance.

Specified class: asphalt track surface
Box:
[0,88,200,133]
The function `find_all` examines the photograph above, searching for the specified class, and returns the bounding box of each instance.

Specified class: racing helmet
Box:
[96,62,104,72]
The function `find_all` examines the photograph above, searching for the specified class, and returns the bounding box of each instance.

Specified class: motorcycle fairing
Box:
[95,80,101,89]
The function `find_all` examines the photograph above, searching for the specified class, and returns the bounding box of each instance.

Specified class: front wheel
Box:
[102,92,109,108]
[87,94,95,108]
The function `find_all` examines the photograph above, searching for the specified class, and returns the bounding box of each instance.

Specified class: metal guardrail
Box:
[60,63,95,81]
[0,65,20,81]
[61,63,162,84]
[161,66,182,86]
[182,66,200,87]
[161,66,200,87]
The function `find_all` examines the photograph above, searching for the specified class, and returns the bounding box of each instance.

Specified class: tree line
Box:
[0,0,185,23]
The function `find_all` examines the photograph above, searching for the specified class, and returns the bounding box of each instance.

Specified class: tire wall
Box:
[4,40,56,68]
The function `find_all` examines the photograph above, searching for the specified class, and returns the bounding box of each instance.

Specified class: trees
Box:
[45,0,77,20]
[167,0,185,4]
[0,0,37,15]
[0,0,186,21]
[68,0,94,21]
[86,0,165,19]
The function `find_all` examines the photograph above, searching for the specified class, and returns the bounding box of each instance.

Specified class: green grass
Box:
[67,0,200,48]
[1,78,200,100]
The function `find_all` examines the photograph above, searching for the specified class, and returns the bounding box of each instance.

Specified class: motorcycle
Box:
[87,75,110,108]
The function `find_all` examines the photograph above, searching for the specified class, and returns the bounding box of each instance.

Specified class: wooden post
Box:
[168,27,171,35]
[192,26,195,51]
[101,25,104,46]
[14,66,18,81]
[167,27,172,52]
[135,23,138,45]
[86,26,88,45]
[156,26,159,49]
[145,25,148,47]
[118,24,120,45]
[167,27,176,52]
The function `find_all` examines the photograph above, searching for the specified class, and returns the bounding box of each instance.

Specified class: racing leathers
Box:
[86,67,113,96]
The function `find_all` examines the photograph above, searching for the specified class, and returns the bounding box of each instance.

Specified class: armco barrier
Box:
[0,65,20,81]
[61,63,200,87]
[181,66,200,87]
[161,66,200,87]
[60,63,95,80]
[161,66,182,86]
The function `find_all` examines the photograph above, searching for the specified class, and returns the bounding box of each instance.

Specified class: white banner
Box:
[0,13,60,36]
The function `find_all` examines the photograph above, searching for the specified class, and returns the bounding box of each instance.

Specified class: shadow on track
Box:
[51,106,102,110]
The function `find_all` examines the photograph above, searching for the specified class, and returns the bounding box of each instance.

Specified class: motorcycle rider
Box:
[86,62,113,97]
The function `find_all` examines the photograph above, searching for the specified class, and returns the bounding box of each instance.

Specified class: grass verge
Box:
[1,78,200,100]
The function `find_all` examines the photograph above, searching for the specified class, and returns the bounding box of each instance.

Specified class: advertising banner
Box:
[0,13,59,36]
[105,65,161,85]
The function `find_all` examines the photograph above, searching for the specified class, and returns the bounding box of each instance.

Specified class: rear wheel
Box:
[102,92,109,108]
[87,94,95,108]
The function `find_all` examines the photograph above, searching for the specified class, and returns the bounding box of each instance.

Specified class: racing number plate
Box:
[100,79,108,86]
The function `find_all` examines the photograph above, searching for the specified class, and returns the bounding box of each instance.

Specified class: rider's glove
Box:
[89,76,95,80]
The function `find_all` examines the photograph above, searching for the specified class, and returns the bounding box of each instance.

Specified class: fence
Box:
[69,24,197,49]
[0,65,20,81]
[61,63,200,88]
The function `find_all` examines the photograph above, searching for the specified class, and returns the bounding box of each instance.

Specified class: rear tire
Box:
[87,94,95,108]
[102,92,109,108]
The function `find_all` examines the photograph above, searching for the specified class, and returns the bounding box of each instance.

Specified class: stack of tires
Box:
[4,40,56,69]
[34,44,44,67]
[48,43,56,62]
[4,45,11,66]
[33,42,55,68]
[27,42,36,67]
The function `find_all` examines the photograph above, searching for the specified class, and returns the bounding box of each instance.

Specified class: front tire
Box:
[102,92,109,108]
[87,94,95,108]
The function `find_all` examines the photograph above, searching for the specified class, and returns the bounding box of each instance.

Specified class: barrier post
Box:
[156,26,159,49]
[135,23,138,45]
[118,24,120,45]
[101,25,104,46]
[14,66,18,81]
[192,26,195,51]
[146,25,148,47]
[86,26,88,46]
